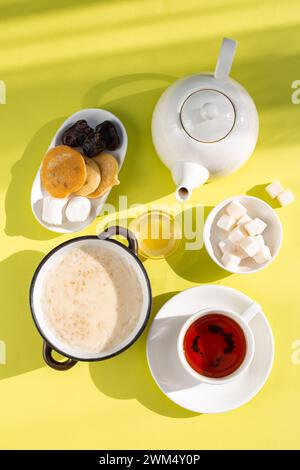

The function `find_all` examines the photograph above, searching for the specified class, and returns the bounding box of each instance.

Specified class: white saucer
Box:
[146,285,274,414]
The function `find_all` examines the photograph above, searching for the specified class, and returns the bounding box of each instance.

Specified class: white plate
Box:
[31,109,128,233]
[203,196,282,274]
[146,285,274,414]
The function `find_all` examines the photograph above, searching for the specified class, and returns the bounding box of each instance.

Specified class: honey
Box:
[131,211,181,259]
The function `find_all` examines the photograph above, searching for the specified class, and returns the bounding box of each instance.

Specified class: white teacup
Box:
[177,302,261,385]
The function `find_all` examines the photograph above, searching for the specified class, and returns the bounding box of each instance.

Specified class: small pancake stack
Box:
[41,146,119,199]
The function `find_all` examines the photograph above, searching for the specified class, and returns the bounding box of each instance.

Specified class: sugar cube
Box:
[239,236,261,257]
[277,189,295,207]
[253,235,265,248]
[228,226,247,244]
[253,245,272,264]
[237,213,252,226]
[217,213,236,232]
[233,245,248,260]
[221,252,241,269]
[244,218,267,236]
[218,239,235,255]
[265,180,284,199]
[218,239,247,260]
[42,197,68,225]
[226,200,247,220]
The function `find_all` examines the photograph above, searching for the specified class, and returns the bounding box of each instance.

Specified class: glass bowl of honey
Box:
[130,210,182,259]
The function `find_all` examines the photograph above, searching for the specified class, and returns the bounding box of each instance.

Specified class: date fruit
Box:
[82,131,106,157]
[62,120,93,147]
[95,121,120,151]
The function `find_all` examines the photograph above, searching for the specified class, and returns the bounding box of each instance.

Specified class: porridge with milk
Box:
[41,245,143,353]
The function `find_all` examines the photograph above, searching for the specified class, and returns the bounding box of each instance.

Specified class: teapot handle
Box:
[214,38,237,80]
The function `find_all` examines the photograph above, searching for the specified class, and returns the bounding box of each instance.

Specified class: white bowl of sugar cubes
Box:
[203,196,283,274]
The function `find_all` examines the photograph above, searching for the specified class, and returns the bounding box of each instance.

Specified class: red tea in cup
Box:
[183,313,247,378]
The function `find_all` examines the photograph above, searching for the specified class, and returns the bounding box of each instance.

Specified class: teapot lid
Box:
[180,89,235,143]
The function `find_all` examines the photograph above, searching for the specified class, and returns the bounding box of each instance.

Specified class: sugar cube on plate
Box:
[42,197,68,225]
[239,236,261,257]
[228,226,247,244]
[216,213,236,232]
[277,189,295,207]
[265,180,284,199]
[245,218,267,236]
[253,245,272,264]
[226,200,247,220]
[221,252,241,269]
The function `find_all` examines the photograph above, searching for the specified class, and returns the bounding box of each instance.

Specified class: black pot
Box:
[29,226,152,371]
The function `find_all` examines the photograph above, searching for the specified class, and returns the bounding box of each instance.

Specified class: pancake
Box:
[74,156,101,196]
[88,153,119,199]
[41,145,86,198]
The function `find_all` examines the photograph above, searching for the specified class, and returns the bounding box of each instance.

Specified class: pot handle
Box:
[98,225,138,256]
[43,342,77,371]
[214,37,237,80]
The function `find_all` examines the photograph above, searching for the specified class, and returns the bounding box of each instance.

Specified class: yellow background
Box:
[0,0,300,450]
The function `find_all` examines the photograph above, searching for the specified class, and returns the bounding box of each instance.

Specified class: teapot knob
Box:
[200,102,218,120]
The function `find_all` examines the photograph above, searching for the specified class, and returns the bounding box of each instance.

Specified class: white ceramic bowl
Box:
[31,108,128,234]
[203,195,283,274]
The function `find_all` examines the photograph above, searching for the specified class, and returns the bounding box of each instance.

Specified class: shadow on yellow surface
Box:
[0,0,108,20]
[0,0,258,48]
[83,73,176,206]
[4,23,300,242]
[247,183,281,209]
[5,73,177,241]
[0,250,45,380]
[80,24,300,152]
[167,206,231,283]
[5,119,64,240]
[89,291,198,418]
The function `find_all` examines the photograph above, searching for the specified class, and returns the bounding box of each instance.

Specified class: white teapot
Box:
[151,38,259,202]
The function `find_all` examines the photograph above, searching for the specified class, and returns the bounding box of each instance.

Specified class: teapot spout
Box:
[173,162,209,202]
